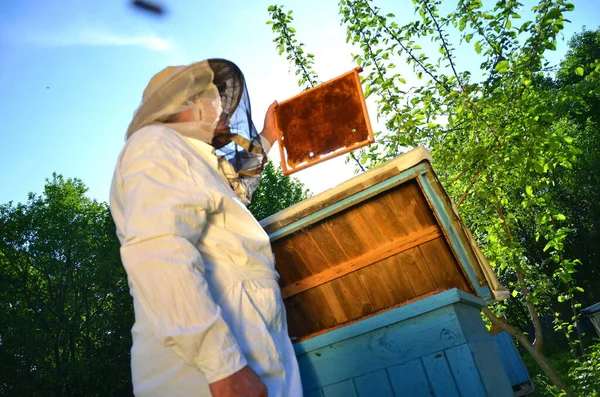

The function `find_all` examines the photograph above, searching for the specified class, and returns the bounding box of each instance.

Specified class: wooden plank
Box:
[317,282,352,324]
[382,182,436,236]
[300,219,371,330]
[272,238,312,285]
[306,222,350,265]
[319,274,373,324]
[260,147,432,232]
[283,296,312,339]
[491,333,517,384]
[284,220,370,330]
[355,266,396,312]
[445,344,487,396]
[286,230,332,275]
[406,180,437,227]
[421,352,460,397]
[376,254,418,303]
[286,287,338,337]
[322,379,357,397]
[281,225,442,299]
[353,369,395,397]
[419,238,472,293]
[321,211,368,258]
[416,170,492,297]
[359,194,409,241]
[348,202,391,248]
[397,248,438,297]
[466,339,514,396]
[387,359,433,396]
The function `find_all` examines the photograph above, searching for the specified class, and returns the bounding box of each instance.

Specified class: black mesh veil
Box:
[209,59,267,188]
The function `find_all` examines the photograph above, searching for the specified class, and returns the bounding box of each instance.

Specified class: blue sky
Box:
[1,0,598,205]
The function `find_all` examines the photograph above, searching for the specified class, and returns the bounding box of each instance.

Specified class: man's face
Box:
[214,112,230,136]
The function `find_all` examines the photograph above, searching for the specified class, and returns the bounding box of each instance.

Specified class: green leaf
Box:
[533,161,545,174]
[494,60,510,73]
[575,67,584,76]
[525,186,533,196]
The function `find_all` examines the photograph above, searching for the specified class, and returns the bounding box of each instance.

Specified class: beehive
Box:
[260,147,507,341]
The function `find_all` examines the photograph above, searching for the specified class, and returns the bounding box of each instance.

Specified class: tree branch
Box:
[421,0,463,89]
[455,167,484,208]
[361,0,451,92]
[483,307,573,396]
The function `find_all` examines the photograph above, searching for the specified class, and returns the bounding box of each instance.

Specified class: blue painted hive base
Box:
[294,289,513,397]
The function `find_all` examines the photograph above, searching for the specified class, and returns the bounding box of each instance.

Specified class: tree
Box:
[0,174,133,396]
[268,0,600,393]
[0,164,309,396]
[248,160,311,221]
[553,29,600,309]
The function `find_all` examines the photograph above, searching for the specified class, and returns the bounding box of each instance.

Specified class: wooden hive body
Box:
[261,147,498,341]
[260,147,515,395]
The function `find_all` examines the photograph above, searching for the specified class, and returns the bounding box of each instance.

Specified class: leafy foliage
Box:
[248,160,311,221]
[267,5,320,90]
[0,174,133,396]
[533,341,600,397]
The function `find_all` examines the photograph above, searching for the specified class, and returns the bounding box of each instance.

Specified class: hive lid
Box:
[260,146,433,232]
[275,67,375,175]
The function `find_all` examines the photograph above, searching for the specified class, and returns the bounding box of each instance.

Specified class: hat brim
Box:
[126,60,217,138]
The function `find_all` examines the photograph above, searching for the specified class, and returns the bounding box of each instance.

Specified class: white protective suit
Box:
[110,60,302,396]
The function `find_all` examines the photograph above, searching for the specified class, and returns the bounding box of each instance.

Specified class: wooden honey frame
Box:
[275,67,375,175]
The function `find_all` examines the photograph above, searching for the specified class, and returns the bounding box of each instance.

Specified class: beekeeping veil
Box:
[125,59,267,204]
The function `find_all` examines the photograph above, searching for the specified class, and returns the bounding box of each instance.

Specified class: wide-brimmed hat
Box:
[126,59,244,139]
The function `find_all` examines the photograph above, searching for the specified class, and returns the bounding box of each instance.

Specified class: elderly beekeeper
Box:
[110,59,302,397]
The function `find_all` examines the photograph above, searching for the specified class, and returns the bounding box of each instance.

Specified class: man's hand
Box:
[260,101,279,146]
[209,365,268,397]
